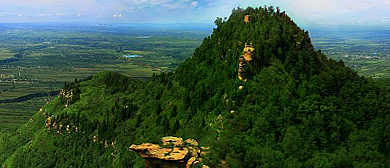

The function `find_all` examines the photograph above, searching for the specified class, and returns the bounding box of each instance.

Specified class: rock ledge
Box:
[129,136,208,168]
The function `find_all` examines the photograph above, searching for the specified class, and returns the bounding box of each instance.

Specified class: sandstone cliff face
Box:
[129,137,208,168]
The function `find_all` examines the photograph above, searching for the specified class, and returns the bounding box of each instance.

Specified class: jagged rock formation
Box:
[242,43,254,62]
[237,14,255,82]
[58,89,74,107]
[129,137,208,168]
[238,15,255,82]
[238,42,254,82]
[58,81,80,107]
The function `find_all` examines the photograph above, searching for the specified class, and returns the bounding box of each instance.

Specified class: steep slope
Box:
[2,6,390,167]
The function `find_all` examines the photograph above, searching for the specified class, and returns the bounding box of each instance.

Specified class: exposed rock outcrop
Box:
[58,89,74,107]
[58,83,80,107]
[45,116,78,134]
[242,43,254,62]
[244,15,251,23]
[129,136,208,168]
[238,15,255,82]
[238,42,254,82]
[162,136,184,146]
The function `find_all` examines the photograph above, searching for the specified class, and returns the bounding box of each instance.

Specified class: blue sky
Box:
[0,0,389,27]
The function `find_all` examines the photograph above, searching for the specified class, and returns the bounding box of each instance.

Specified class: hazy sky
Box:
[0,0,389,27]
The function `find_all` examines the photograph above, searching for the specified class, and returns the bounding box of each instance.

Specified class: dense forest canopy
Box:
[1,6,390,167]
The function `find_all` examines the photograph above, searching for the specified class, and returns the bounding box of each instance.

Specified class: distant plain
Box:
[310,28,390,78]
[0,23,389,130]
[0,23,210,130]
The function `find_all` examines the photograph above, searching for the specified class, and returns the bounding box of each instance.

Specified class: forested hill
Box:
[1,6,390,167]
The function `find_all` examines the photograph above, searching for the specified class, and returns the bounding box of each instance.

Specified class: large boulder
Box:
[129,137,208,168]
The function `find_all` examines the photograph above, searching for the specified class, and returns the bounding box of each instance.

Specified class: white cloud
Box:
[190,1,198,7]
[0,0,199,22]
[192,0,235,22]
[123,0,198,10]
[96,14,105,18]
[0,0,388,26]
[381,17,390,23]
[150,0,175,5]
[279,0,390,26]
[129,0,148,5]
[0,12,18,17]
[112,13,122,18]
[56,13,70,16]
[197,0,390,27]
[38,14,52,17]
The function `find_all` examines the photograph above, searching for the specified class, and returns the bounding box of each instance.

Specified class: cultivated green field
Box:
[0,49,15,60]
[310,29,390,78]
[0,98,45,130]
[0,24,210,130]
[2,24,389,131]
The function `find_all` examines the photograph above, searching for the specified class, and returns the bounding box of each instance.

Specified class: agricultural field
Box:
[0,23,211,130]
[0,49,15,60]
[0,97,47,129]
[310,28,390,78]
[1,23,389,131]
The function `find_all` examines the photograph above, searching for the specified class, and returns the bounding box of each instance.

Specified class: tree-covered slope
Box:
[2,6,390,167]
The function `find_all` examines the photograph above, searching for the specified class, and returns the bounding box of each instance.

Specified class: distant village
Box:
[343,54,390,60]
[321,51,390,70]
[0,65,48,83]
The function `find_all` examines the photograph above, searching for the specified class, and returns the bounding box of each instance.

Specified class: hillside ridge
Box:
[1,6,390,167]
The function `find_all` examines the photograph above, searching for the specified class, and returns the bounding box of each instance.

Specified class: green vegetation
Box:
[2,6,390,167]
[0,49,15,60]
[0,25,208,130]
